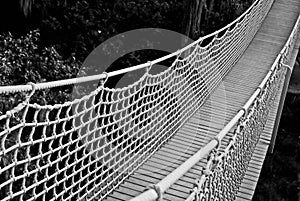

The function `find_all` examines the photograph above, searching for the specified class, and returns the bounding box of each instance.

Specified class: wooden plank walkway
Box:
[104,0,300,200]
[236,7,300,200]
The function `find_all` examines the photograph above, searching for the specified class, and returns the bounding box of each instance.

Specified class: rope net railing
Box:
[185,13,300,201]
[0,0,273,200]
[130,10,300,201]
[186,55,285,201]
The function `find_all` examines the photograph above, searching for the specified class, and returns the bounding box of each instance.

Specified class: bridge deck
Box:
[105,0,300,200]
[236,0,300,200]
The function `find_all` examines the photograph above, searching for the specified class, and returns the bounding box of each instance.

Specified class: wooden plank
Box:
[103,0,300,200]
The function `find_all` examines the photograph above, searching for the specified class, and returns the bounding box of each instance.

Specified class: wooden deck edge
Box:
[236,34,300,201]
[235,70,285,201]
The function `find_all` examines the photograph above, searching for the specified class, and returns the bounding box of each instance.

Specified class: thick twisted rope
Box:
[0,0,284,201]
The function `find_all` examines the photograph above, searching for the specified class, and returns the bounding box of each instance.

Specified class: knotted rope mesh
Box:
[0,0,272,200]
[186,5,300,201]
[191,61,285,201]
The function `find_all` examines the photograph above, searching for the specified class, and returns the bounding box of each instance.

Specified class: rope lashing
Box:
[146,61,153,74]
[99,72,108,86]
[26,82,36,99]
[281,63,293,72]
[213,136,222,151]
[147,184,163,201]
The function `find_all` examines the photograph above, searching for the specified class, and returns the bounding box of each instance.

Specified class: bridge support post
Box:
[269,38,300,153]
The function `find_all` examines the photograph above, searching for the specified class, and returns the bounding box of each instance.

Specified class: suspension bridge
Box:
[0,0,300,200]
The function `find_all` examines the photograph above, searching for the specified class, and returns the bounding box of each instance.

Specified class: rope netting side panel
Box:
[0,0,272,201]
[185,13,300,201]
[188,61,285,201]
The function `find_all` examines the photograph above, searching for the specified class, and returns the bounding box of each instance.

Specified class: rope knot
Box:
[148,184,163,201]
[100,72,108,86]
[202,168,212,176]
[26,82,36,100]
[146,61,153,74]
[213,136,221,151]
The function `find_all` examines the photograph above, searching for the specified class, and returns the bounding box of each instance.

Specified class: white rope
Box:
[0,0,295,201]
[130,0,275,200]
[183,12,300,201]
[0,0,269,95]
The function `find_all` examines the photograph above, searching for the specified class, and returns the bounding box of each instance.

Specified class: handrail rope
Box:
[185,11,300,200]
[129,11,300,201]
[0,0,261,95]
[0,1,295,201]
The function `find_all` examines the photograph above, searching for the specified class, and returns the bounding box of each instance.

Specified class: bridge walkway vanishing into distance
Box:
[105,0,300,200]
[0,0,299,201]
